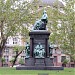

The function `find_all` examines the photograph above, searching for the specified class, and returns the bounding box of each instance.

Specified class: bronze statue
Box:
[49,43,53,56]
[34,43,45,58]
[33,10,48,30]
[25,42,30,57]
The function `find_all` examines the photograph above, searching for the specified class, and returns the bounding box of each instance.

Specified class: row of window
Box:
[3,56,25,62]
[6,37,20,44]
[3,55,74,63]
[53,56,73,62]
[54,56,66,62]
[4,49,25,54]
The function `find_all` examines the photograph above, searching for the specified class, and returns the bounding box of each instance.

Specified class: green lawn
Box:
[0,67,75,75]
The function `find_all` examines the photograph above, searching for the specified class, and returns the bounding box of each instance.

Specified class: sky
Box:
[4,0,65,5]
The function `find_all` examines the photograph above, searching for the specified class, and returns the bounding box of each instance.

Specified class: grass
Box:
[0,67,75,75]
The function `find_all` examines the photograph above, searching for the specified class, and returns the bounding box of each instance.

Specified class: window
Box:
[71,64,75,67]
[12,50,17,55]
[70,57,74,62]
[4,48,9,54]
[22,50,25,54]
[6,39,9,44]
[39,5,43,8]
[3,64,8,67]
[21,56,25,61]
[61,50,64,54]
[55,49,57,54]
[54,56,57,62]
[4,56,9,62]
[13,37,18,44]
[71,59,74,62]
[61,56,66,62]
[12,56,15,59]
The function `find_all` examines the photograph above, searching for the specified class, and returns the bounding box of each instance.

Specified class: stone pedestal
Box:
[25,30,54,67]
[25,58,34,66]
[29,30,50,58]
[45,57,54,66]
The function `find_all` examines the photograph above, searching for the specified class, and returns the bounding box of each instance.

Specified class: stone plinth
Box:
[25,58,34,66]
[29,30,50,58]
[45,57,54,66]
[25,30,54,67]
[16,66,64,70]
[25,57,54,66]
[35,58,45,66]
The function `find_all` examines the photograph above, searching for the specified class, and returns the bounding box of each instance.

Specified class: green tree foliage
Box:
[0,0,39,66]
[9,58,15,65]
[35,0,75,64]
[19,58,24,65]
[0,0,25,65]
[60,0,75,63]
[1,57,5,67]
[46,0,75,63]
[62,59,69,65]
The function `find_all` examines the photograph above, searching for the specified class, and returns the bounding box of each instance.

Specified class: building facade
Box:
[1,35,26,67]
[52,45,75,67]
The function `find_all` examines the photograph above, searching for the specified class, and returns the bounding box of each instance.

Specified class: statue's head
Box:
[26,42,30,46]
[43,10,46,14]
[41,10,48,20]
[38,42,41,45]
[26,42,29,44]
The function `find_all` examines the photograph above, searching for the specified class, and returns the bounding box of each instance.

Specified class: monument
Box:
[16,10,64,70]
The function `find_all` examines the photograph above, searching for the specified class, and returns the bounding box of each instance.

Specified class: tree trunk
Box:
[0,20,7,67]
[0,38,7,67]
[2,61,3,67]
[74,61,75,67]
[0,57,2,67]
[12,50,23,67]
[0,50,3,67]
[12,55,18,67]
[0,43,6,67]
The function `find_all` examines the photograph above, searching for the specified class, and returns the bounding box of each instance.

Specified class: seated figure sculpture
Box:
[49,43,53,56]
[34,43,45,58]
[33,10,48,30]
[25,42,30,57]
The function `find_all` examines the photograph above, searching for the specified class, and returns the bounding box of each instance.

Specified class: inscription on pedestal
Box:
[35,58,45,66]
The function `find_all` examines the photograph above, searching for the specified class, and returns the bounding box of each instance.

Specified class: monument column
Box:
[45,38,49,57]
[30,38,33,57]
[47,38,49,57]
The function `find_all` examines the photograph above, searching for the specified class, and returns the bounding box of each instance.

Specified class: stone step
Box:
[35,63,45,66]
[16,66,64,70]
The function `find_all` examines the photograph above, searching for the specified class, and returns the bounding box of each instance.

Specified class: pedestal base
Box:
[16,66,64,70]
[25,57,54,66]
[35,58,45,66]
[25,58,34,66]
[45,57,54,66]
